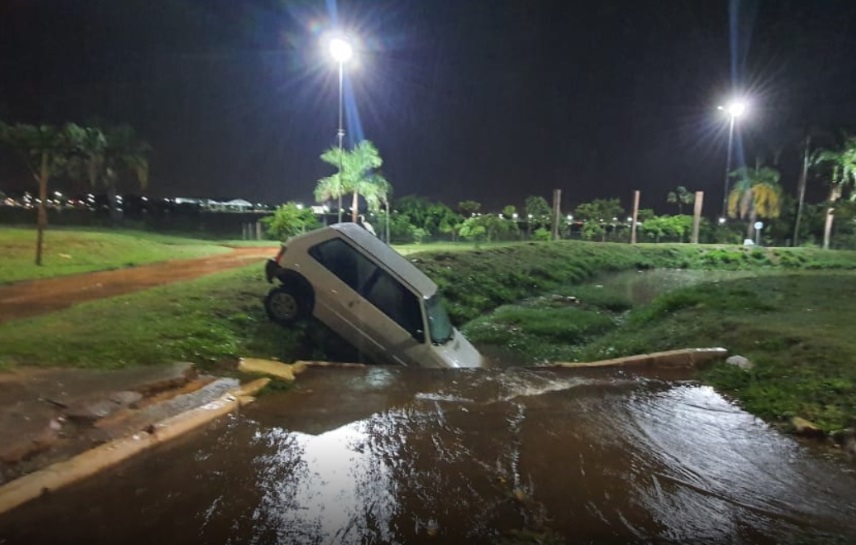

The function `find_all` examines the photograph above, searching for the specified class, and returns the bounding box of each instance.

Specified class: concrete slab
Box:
[0,363,194,485]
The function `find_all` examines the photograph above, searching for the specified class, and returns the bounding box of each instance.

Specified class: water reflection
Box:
[1,368,855,545]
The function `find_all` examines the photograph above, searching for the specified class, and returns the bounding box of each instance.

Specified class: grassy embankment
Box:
[1,239,854,432]
[0,227,236,284]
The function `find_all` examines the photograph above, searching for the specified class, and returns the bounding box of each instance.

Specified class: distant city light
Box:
[718,217,727,224]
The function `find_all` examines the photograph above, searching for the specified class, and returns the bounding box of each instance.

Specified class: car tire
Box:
[265,285,305,325]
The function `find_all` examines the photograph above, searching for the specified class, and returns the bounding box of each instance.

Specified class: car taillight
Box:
[274,245,287,262]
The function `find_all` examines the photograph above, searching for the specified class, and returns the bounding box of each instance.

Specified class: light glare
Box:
[329,37,353,63]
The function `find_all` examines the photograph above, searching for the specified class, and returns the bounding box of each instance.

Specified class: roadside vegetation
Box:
[1,239,855,436]
[0,227,232,283]
[0,265,343,370]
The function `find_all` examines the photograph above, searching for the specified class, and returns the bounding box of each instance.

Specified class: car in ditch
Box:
[264,223,484,369]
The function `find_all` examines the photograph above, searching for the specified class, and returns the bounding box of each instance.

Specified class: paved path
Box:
[0,247,273,324]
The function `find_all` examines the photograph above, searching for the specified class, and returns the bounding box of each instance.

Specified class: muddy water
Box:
[589,269,759,305]
[2,367,855,545]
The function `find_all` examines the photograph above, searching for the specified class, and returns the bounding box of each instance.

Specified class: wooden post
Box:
[255,222,262,240]
[552,189,562,241]
[630,190,640,244]
[691,191,704,244]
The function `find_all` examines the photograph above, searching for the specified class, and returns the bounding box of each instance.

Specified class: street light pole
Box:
[722,115,735,219]
[336,60,345,223]
[329,36,353,223]
[717,99,747,220]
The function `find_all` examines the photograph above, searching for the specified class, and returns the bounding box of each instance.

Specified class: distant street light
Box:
[717,98,749,219]
[328,35,354,223]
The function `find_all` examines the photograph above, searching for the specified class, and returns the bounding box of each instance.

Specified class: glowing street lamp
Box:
[717,98,749,219]
[328,35,354,223]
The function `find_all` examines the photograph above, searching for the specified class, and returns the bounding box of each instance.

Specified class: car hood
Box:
[436,329,484,368]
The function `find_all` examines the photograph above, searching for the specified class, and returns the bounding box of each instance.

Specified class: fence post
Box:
[630,190,640,244]
[691,191,704,244]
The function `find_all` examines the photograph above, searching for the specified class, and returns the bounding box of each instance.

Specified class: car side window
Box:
[309,238,377,292]
[363,269,425,342]
[309,237,425,341]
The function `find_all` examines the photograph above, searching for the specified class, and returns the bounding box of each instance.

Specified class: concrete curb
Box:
[0,378,270,516]
[546,347,728,369]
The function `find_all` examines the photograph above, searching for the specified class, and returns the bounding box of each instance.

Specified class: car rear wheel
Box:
[265,285,305,325]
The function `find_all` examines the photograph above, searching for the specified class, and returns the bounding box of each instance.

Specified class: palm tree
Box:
[666,186,694,215]
[317,147,348,222]
[347,140,383,223]
[79,124,151,224]
[814,135,856,249]
[316,140,384,223]
[727,165,782,241]
[0,122,89,264]
[360,174,393,243]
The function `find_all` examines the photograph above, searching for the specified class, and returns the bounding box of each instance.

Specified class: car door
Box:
[357,267,435,367]
[307,238,379,353]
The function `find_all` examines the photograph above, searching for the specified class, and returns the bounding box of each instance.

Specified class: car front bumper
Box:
[265,259,282,283]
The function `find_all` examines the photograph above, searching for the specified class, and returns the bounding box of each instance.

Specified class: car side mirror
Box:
[412,329,425,343]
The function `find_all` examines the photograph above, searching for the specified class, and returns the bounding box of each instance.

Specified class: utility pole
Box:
[552,189,562,241]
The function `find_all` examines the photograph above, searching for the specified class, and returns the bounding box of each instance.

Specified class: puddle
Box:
[2,366,854,544]
[584,268,759,306]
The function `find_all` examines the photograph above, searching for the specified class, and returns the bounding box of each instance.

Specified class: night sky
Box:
[2,0,856,213]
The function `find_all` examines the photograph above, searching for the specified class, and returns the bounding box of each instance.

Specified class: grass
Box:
[2,238,855,434]
[411,241,856,325]
[0,227,233,284]
[0,264,356,370]
[574,272,856,431]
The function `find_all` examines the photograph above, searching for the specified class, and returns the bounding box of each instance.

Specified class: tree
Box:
[458,217,486,245]
[262,202,321,240]
[574,198,624,242]
[316,140,384,223]
[457,200,481,218]
[814,135,856,249]
[640,215,694,243]
[361,174,392,242]
[502,205,517,219]
[524,195,551,234]
[75,124,151,224]
[315,148,347,222]
[666,186,694,215]
[346,140,383,223]
[0,122,88,265]
[727,165,782,240]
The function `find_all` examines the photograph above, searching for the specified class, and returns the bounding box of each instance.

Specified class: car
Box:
[264,223,484,369]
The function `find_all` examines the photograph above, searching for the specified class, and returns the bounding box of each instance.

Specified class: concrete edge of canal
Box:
[0,377,271,516]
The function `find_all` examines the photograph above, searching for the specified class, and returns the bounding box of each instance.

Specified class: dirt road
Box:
[0,247,273,324]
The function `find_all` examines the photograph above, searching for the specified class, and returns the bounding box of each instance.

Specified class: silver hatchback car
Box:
[264,223,484,369]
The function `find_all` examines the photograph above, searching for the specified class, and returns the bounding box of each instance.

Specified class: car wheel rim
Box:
[272,293,298,319]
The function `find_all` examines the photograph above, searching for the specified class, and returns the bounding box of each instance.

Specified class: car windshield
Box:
[425,294,454,345]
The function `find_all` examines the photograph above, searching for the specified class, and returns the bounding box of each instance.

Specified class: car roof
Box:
[321,223,438,298]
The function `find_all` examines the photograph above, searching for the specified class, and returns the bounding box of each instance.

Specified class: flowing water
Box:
[2,366,855,545]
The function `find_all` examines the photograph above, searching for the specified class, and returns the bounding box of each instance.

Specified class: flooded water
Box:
[2,367,855,545]
[590,269,759,306]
